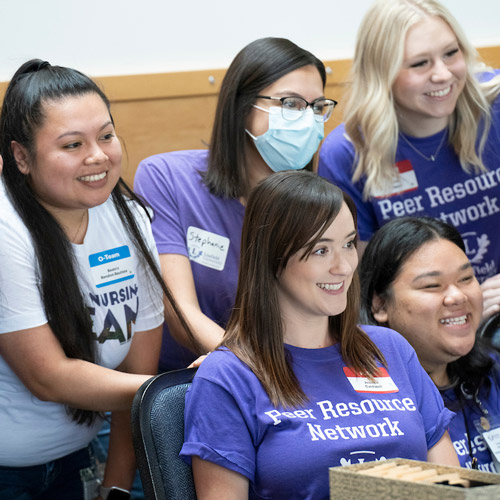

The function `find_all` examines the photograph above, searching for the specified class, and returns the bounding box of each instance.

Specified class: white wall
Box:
[1,0,499,81]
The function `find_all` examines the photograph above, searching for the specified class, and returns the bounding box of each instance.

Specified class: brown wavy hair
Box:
[223,170,386,408]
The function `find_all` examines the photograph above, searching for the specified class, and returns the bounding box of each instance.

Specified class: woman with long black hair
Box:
[0,60,194,499]
[360,216,500,472]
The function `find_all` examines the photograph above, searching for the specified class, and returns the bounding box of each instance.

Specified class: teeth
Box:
[79,172,106,182]
[426,87,451,97]
[440,315,467,325]
[317,283,342,291]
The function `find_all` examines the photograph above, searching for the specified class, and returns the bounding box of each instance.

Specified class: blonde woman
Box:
[318,0,500,320]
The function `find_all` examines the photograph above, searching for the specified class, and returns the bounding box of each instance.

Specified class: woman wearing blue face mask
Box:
[245,93,326,172]
[134,37,337,372]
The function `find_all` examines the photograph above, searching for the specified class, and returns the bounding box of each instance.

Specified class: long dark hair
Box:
[204,37,326,199]
[359,216,494,396]
[0,59,195,424]
[223,171,385,408]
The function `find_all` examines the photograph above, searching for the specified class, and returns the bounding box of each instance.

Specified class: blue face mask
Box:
[246,106,324,172]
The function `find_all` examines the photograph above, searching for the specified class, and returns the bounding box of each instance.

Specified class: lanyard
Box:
[458,382,490,470]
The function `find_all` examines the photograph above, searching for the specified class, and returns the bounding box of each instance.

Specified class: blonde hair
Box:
[345,0,500,198]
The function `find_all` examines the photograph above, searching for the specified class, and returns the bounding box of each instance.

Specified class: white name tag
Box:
[88,245,135,288]
[483,427,500,462]
[343,367,399,393]
[187,226,230,271]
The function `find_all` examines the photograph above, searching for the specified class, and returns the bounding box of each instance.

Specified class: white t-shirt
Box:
[0,181,164,466]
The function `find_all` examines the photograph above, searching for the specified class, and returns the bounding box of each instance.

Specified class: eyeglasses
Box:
[255,95,338,122]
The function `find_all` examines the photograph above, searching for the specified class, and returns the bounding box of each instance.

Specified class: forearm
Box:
[165,299,224,353]
[480,273,500,320]
[35,359,152,411]
[0,336,146,412]
[101,410,136,491]
[0,324,160,412]
[160,253,225,353]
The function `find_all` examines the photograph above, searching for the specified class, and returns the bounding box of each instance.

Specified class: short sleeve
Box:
[180,351,261,481]
[0,202,47,333]
[134,155,188,257]
[318,125,379,241]
[405,347,455,448]
[364,325,455,450]
[181,375,256,481]
[129,202,165,333]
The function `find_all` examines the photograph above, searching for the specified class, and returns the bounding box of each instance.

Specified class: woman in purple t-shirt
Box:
[181,171,459,500]
[135,37,338,370]
[360,216,500,472]
[318,0,500,319]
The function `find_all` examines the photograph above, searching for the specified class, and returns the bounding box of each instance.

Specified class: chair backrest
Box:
[478,311,500,349]
[131,367,198,500]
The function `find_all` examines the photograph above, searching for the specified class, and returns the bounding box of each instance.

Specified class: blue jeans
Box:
[0,445,98,500]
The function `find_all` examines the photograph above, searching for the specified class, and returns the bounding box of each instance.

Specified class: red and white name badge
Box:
[372,160,419,198]
[343,367,399,393]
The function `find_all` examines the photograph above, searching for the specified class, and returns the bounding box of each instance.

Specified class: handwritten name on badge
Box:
[343,367,399,394]
[89,245,135,288]
[373,160,419,198]
[483,427,500,462]
[187,226,230,271]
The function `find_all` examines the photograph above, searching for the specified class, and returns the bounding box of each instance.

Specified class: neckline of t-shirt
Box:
[285,342,341,361]
[71,205,94,247]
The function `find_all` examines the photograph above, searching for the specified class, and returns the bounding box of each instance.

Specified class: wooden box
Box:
[329,458,500,499]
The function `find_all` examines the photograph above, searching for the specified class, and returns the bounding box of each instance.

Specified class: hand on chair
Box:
[481,273,500,320]
[188,353,210,368]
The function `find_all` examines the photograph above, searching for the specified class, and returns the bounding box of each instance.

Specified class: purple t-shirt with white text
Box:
[181,325,453,500]
[318,76,500,284]
[441,362,500,473]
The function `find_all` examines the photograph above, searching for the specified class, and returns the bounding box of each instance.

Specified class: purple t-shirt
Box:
[181,325,453,500]
[318,91,500,284]
[441,364,500,473]
[134,150,245,370]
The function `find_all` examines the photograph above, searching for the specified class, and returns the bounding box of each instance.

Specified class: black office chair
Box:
[478,311,500,349]
[131,367,198,500]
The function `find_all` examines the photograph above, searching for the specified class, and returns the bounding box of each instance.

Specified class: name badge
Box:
[343,367,399,393]
[89,245,135,288]
[483,427,500,459]
[187,226,230,271]
[373,160,419,198]
[475,415,500,471]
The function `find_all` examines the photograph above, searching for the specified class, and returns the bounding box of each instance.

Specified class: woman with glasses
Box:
[318,0,500,321]
[134,37,336,371]
[180,171,458,500]
[360,216,500,472]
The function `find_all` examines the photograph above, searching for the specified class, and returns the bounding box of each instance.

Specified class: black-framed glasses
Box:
[256,95,337,122]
